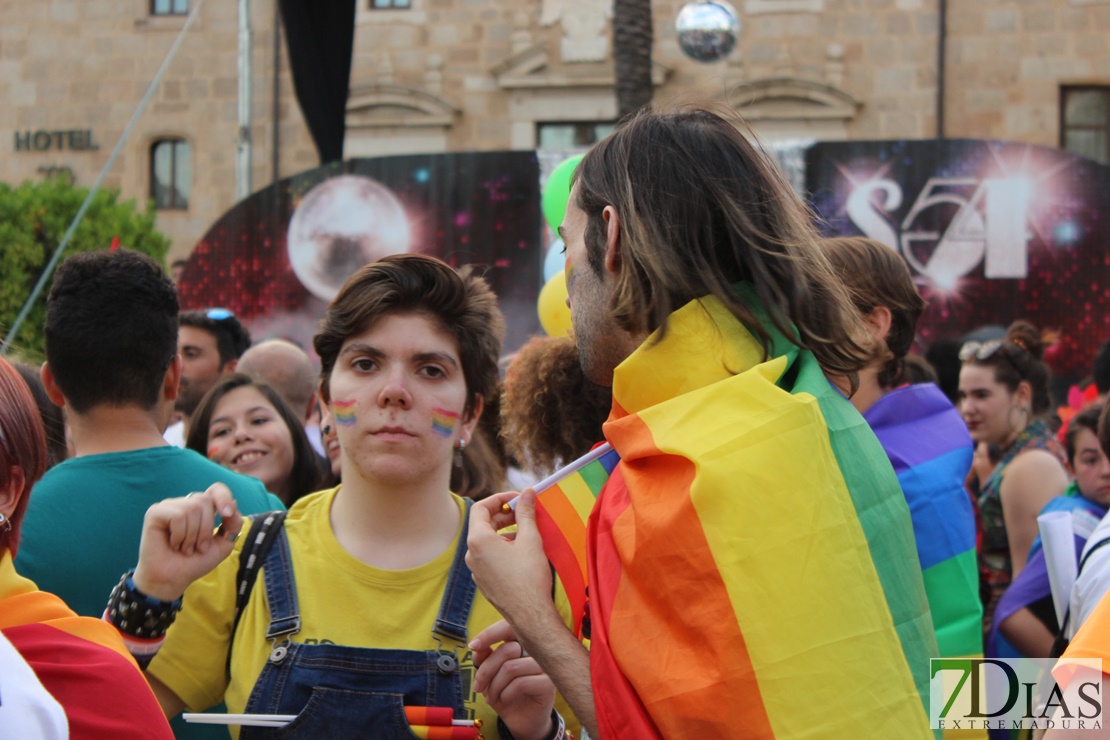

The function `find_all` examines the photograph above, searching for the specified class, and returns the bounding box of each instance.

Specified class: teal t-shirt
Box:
[17,446,283,617]
[16,446,285,740]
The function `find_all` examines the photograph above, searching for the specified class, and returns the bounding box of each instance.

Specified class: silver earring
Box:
[0,512,10,534]
[455,438,467,467]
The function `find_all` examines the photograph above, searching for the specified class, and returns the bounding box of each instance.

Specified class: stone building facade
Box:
[3,0,1110,261]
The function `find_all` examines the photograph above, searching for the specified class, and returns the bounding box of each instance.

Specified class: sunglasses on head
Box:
[959,339,1004,362]
[205,308,234,322]
[960,339,1025,378]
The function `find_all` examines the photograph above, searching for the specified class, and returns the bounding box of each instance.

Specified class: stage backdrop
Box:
[179,141,1110,376]
[177,151,544,358]
[807,139,1110,378]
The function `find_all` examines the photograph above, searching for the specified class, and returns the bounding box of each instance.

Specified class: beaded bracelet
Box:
[497,709,569,740]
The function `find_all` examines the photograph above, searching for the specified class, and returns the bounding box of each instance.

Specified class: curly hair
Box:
[501,336,611,475]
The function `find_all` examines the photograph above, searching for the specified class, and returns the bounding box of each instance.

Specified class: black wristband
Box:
[106,570,183,639]
[497,709,568,740]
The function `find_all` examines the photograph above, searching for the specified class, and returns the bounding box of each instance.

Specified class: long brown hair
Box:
[573,104,874,378]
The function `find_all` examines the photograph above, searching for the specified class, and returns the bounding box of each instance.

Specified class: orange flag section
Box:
[532,443,619,638]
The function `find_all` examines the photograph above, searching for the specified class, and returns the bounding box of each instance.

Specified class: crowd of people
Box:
[3,103,1110,738]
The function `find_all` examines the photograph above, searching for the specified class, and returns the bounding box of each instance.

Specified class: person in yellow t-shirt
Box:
[107,255,576,740]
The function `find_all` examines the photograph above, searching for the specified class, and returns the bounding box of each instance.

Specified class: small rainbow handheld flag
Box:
[530,443,620,638]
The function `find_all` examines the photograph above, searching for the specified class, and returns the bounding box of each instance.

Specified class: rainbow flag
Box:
[864,383,983,661]
[587,294,939,739]
[532,443,620,637]
[0,552,173,738]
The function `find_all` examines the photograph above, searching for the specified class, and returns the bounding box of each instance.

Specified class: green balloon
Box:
[541,154,585,230]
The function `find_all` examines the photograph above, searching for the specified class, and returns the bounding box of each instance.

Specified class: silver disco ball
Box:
[676,1,740,63]
[286,175,411,302]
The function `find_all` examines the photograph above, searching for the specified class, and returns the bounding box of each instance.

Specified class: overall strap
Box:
[262,523,302,641]
[432,498,477,645]
[226,510,288,677]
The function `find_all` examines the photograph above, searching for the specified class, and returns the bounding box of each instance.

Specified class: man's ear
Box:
[39,362,66,408]
[865,306,893,343]
[602,205,621,276]
[221,358,239,374]
[164,354,183,401]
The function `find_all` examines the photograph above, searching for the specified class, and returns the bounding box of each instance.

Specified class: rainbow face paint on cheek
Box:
[208,446,221,462]
[333,399,358,426]
[431,408,460,437]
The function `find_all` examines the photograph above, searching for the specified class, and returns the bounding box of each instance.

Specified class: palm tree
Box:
[612,0,654,119]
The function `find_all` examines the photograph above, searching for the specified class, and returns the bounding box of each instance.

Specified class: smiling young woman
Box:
[185,374,323,507]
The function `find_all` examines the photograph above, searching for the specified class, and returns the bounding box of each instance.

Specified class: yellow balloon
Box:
[537,270,573,337]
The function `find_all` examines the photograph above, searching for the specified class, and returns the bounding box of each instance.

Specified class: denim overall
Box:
[240,501,476,739]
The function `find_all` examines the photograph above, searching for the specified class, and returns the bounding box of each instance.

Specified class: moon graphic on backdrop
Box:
[287,175,411,301]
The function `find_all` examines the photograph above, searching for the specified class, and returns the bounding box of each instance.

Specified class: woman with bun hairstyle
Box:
[958,320,1069,654]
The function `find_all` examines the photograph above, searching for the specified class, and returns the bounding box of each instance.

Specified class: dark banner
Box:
[279,0,355,164]
[176,151,544,357]
[806,139,1110,378]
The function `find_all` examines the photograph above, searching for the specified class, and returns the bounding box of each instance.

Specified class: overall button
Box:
[436,653,458,674]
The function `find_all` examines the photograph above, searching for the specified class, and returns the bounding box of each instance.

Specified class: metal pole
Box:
[272,3,281,186]
[1,0,207,356]
[936,0,947,139]
[237,0,253,200]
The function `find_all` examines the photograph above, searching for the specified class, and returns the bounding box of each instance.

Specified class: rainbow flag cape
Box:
[0,552,173,739]
[864,383,983,660]
[587,294,939,739]
[531,443,620,637]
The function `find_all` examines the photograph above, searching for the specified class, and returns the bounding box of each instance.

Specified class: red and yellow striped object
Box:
[531,443,619,638]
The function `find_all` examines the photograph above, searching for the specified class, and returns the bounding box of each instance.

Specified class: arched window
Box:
[150,139,190,210]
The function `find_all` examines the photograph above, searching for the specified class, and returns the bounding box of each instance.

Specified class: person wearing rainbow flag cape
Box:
[468,106,940,738]
[823,237,983,665]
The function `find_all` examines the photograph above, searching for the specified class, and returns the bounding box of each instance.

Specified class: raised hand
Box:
[132,482,243,602]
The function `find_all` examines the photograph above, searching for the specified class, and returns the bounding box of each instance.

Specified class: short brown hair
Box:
[1067,404,1104,465]
[314,254,505,420]
[822,237,927,388]
[572,104,874,379]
